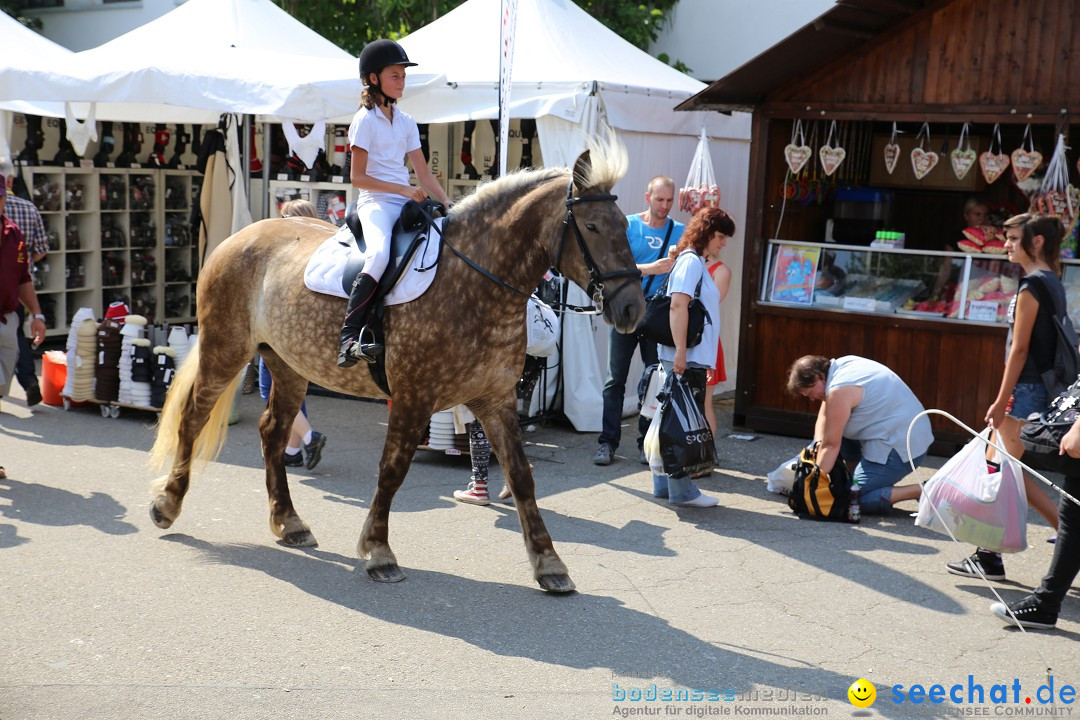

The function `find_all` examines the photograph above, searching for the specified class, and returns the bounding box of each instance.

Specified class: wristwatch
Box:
[33,313,46,320]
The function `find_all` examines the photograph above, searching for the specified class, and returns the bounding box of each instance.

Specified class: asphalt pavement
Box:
[1,376,1077,720]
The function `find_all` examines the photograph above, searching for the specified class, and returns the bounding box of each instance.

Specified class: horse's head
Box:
[554,143,645,333]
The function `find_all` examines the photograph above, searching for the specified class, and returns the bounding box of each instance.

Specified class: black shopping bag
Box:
[658,372,717,479]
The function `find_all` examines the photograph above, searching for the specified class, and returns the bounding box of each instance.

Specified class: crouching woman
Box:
[786,355,932,514]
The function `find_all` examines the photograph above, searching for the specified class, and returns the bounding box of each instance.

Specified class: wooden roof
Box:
[679,0,1080,116]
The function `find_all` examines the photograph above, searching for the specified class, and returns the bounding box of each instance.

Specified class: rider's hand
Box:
[404,185,427,202]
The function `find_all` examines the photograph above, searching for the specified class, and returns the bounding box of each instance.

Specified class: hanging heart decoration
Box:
[911,148,939,179]
[1011,149,1043,182]
[910,123,938,180]
[980,123,1010,184]
[883,122,900,174]
[979,152,1010,184]
[784,119,811,175]
[883,143,900,174]
[819,146,846,176]
[818,120,845,177]
[950,123,975,180]
[951,148,977,180]
[784,144,812,175]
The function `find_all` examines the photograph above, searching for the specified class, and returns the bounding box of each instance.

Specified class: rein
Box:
[433,177,641,313]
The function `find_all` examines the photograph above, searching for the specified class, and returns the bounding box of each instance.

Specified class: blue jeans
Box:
[1008,382,1047,421]
[258,357,306,416]
[840,438,924,514]
[598,328,658,450]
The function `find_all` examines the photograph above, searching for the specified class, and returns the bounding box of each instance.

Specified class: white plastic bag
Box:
[678,127,721,215]
[639,364,666,420]
[766,455,799,495]
[525,295,560,357]
[644,410,665,476]
[915,428,1028,553]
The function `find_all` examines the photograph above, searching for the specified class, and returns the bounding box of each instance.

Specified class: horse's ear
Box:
[572,149,592,192]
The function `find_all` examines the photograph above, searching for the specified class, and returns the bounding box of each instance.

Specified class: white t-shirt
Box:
[657,251,721,369]
[348,104,421,205]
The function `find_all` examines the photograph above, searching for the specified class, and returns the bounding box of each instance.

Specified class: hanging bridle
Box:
[439,177,642,314]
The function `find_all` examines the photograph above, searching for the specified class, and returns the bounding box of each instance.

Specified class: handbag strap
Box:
[641,219,675,298]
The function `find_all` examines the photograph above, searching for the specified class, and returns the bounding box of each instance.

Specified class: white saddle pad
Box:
[303,220,443,306]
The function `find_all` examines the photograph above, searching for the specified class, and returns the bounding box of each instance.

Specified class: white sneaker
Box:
[672,493,719,508]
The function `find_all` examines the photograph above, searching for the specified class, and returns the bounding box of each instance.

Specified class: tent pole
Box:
[262,121,271,219]
[242,114,252,216]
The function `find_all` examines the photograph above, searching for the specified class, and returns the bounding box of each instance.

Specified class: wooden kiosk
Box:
[678,0,1080,446]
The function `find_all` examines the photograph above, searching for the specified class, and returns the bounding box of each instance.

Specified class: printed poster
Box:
[769,245,821,305]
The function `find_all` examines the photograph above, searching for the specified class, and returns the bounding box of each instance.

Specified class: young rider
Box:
[338,39,452,367]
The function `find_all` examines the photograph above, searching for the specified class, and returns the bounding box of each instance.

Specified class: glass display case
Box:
[759,240,1080,326]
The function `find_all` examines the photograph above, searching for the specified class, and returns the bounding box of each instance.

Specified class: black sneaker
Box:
[593,443,614,466]
[947,550,1005,581]
[638,447,648,465]
[25,385,42,407]
[990,595,1057,630]
[303,431,327,470]
[283,450,304,467]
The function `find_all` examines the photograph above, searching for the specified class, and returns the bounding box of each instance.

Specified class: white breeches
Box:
[357,195,409,280]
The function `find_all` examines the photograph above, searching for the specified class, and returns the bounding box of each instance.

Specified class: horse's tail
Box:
[148,340,240,471]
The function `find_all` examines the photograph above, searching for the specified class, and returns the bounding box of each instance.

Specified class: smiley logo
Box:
[848,678,876,708]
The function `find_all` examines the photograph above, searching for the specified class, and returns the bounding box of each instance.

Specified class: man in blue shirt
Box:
[594,176,684,465]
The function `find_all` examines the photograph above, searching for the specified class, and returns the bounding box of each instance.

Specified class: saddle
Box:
[340,198,447,395]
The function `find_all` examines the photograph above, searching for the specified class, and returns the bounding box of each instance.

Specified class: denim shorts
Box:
[1007,382,1048,421]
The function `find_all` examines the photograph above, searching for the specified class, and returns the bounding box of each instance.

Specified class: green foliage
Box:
[1,5,43,30]
[271,0,689,72]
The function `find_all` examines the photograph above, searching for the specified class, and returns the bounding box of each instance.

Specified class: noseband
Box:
[554,179,642,313]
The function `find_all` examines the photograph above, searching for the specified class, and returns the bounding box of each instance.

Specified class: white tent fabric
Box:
[399,0,751,431]
[0,0,441,124]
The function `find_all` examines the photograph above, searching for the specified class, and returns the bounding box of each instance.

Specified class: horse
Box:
[148,137,645,593]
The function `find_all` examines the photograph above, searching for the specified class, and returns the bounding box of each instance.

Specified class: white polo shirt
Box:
[348,104,421,205]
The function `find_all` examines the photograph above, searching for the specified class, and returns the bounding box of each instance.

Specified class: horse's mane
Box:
[451,133,628,219]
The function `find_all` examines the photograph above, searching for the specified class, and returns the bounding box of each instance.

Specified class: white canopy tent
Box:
[398,0,752,430]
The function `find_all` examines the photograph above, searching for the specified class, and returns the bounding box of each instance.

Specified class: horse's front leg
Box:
[357,395,430,583]
[474,399,575,594]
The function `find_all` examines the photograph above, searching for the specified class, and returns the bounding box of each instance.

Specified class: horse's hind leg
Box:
[259,351,317,547]
[357,394,431,583]
[472,398,575,594]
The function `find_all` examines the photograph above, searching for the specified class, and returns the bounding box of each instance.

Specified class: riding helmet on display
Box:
[359,39,417,82]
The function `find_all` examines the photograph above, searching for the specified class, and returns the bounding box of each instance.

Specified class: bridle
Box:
[439,177,641,314]
[553,178,641,314]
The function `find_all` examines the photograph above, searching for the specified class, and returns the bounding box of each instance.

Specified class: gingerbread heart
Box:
[819,145,846,177]
[883,143,900,175]
[911,147,939,180]
[784,144,811,175]
[979,152,1010,184]
[1010,148,1043,183]
[950,147,977,180]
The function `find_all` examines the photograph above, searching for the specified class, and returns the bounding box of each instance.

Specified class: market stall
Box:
[677,0,1080,446]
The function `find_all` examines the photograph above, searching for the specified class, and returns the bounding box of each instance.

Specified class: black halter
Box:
[553,179,641,313]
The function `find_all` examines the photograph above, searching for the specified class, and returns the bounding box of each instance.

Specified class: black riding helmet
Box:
[359,39,417,83]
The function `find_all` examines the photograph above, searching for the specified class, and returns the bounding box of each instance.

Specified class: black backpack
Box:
[788,443,857,523]
[1026,275,1080,399]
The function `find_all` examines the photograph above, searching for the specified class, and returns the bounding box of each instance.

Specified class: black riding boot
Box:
[338,273,384,368]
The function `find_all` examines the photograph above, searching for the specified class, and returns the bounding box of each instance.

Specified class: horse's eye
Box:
[585,223,598,232]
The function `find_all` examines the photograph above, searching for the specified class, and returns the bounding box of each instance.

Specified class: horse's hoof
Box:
[282,530,318,547]
[367,563,407,583]
[149,503,173,529]
[537,574,576,594]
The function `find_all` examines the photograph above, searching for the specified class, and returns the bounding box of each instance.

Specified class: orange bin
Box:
[41,350,68,407]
